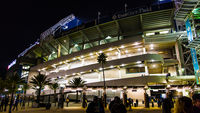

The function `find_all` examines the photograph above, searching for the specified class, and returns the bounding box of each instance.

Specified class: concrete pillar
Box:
[118,68,122,78]
[143,47,146,54]
[57,44,61,57]
[144,61,149,75]
[98,72,102,81]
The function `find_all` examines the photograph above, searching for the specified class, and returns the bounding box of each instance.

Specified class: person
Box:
[162,97,172,113]
[4,96,9,112]
[136,99,138,107]
[109,96,127,113]
[12,95,19,111]
[86,96,104,113]
[66,97,69,107]
[0,98,5,112]
[174,96,193,113]
[192,94,200,113]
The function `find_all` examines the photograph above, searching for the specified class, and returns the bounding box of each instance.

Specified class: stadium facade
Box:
[7,0,200,100]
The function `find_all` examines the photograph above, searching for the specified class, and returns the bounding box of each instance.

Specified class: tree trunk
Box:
[9,84,15,113]
[54,90,56,107]
[102,62,107,107]
[37,88,41,107]
[76,90,78,103]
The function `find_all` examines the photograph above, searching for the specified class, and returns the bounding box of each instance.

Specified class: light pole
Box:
[144,85,149,108]
[123,86,128,107]
[59,85,65,109]
[82,85,87,108]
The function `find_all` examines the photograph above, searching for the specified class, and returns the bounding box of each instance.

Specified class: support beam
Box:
[55,39,69,54]
[96,25,108,43]
[114,20,122,35]
[80,30,94,47]
[68,35,81,51]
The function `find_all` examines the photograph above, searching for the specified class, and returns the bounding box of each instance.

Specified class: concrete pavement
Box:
[1,102,164,113]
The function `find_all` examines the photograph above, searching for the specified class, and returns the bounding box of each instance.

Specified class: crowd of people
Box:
[86,96,127,113]
[173,94,200,113]
[0,93,200,113]
[0,95,26,112]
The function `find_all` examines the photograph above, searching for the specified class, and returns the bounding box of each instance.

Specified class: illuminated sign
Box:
[40,14,82,40]
[18,41,39,58]
[8,59,16,69]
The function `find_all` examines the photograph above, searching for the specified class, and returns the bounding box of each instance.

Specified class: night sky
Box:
[0,0,155,73]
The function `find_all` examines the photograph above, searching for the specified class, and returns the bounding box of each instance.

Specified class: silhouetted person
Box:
[4,96,9,112]
[192,94,200,113]
[86,96,104,113]
[110,96,127,113]
[12,96,19,111]
[66,97,69,107]
[162,97,172,113]
[136,99,138,107]
[174,96,193,113]
[0,98,5,112]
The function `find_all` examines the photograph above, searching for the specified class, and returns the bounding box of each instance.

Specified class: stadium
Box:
[7,0,200,102]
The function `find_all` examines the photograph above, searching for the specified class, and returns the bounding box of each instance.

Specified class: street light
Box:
[123,86,128,107]
[82,85,87,108]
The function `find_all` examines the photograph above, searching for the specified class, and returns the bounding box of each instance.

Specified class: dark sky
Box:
[0,0,155,70]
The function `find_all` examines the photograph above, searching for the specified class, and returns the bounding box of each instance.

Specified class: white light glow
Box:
[136,61,142,64]
[152,65,156,68]
[106,36,112,39]
[138,64,143,67]
[73,58,76,60]
[121,64,125,66]
[150,47,154,50]
[110,65,114,68]
[120,45,125,48]
[132,42,140,46]
[90,53,93,56]
[146,32,155,36]
[99,68,103,70]
[138,48,142,51]
[150,44,154,47]
[160,31,169,34]
[125,50,128,53]
[115,52,118,55]
[74,44,78,47]
[106,53,110,56]
[72,73,76,75]
[99,51,103,53]
[151,59,155,62]
[109,48,113,51]
[81,56,84,58]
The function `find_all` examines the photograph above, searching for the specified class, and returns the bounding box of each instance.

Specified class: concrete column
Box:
[118,68,122,78]
[57,44,61,57]
[98,72,102,81]
[143,47,146,54]
[144,61,149,75]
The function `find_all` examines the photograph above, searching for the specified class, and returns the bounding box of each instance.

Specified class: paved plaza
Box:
[0,102,166,113]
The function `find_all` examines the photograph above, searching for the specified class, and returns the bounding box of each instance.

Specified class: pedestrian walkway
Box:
[1,102,163,113]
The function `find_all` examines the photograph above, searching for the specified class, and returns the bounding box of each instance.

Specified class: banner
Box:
[185,19,199,84]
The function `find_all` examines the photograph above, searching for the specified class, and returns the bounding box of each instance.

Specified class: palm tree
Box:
[69,77,85,103]
[30,73,50,107]
[49,82,59,106]
[97,53,107,107]
[7,72,25,113]
[22,83,29,109]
